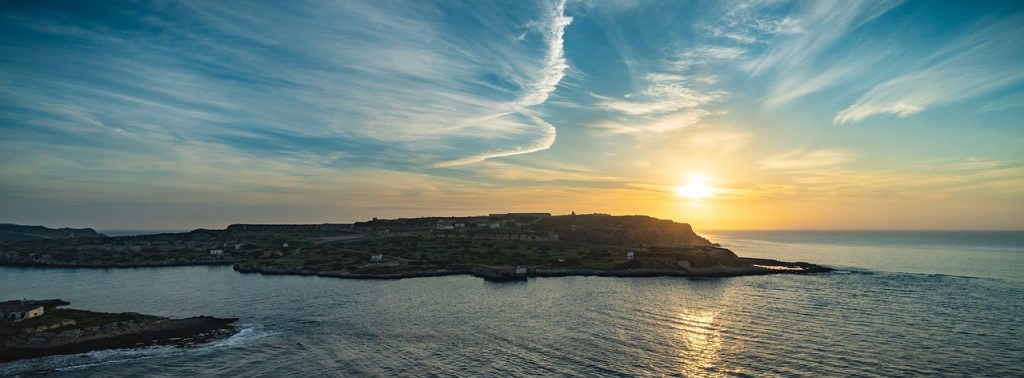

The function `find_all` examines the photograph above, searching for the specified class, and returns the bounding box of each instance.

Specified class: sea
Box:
[1,230,1022,377]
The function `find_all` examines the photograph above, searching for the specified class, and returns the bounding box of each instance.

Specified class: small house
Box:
[472,265,529,282]
[627,251,635,261]
[209,249,223,255]
[370,254,383,263]
[0,300,44,322]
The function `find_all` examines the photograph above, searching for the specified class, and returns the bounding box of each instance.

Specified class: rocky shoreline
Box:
[232,257,834,280]
[1,305,237,363]
[0,261,236,269]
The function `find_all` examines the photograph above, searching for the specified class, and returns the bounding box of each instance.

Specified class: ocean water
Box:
[1,231,1022,377]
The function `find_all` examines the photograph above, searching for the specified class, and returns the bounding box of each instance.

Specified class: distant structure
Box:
[209,249,223,255]
[227,224,351,231]
[0,300,44,322]
[370,254,383,263]
[488,213,552,218]
[431,231,559,242]
[472,265,529,281]
[627,251,635,261]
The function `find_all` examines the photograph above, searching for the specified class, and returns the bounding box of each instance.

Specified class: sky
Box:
[1,0,1023,230]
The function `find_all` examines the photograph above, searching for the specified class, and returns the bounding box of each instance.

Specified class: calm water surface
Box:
[1,231,1022,377]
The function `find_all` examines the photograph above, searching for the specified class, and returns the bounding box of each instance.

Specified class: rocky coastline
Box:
[232,257,834,280]
[1,302,237,363]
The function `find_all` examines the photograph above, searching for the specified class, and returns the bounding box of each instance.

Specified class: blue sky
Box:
[1,0,1023,229]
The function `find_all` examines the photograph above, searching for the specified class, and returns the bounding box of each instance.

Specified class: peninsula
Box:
[0,299,237,363]
[0,213,833,280]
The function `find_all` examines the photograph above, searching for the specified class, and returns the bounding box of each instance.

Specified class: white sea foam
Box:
[0,325,265,375]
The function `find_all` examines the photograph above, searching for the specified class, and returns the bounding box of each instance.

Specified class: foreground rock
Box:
[0,300,237,363]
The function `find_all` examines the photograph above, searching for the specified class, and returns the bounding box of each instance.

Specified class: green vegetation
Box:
[0,309,154,337]
[236,236,635,273]
[1,215,754,276]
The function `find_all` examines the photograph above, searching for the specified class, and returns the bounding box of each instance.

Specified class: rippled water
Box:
[1,231,1022,377]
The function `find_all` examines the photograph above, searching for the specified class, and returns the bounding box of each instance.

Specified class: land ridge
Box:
[0,213,834,280]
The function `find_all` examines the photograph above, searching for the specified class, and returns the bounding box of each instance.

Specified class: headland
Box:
[0,299,236,363]
[0,213,833,280]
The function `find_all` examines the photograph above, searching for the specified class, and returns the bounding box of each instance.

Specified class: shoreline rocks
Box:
[1,308,237,363]
[231,257,834,280]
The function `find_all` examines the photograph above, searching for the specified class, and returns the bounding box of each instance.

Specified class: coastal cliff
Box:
[533,215,712,247]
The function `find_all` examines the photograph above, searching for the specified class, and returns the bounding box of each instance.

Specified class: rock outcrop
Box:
[0,303,237,363]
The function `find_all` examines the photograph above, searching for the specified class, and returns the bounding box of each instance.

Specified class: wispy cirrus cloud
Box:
[595,74,723,115]
[435,0,572,167]
[688,0,903,108]
[759,149,856,170]
[433,113,558,168]
[834,16,1024,124]
[670,46,747,70]
[591,73,725,135]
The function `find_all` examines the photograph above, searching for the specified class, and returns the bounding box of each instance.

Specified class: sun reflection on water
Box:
[671,310,723,376]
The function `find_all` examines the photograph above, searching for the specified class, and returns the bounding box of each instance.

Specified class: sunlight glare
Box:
[675,174,715,199]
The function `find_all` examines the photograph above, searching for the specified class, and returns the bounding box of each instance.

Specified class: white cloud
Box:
[514,0,573,108]
[834,16,1024,125]
[741,1,902,76]
[698,0,902,108]
[596,73,723,116]
[670,46,747,70]
[759,149,856,170]
[433,113,557,167]
[437,0,572,167]
[978,92,1024,113]
[594,109,713,135]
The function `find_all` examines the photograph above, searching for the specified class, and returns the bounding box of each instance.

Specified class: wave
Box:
[1,325,266,375]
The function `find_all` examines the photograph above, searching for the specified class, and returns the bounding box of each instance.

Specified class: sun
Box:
[674,174,715,199]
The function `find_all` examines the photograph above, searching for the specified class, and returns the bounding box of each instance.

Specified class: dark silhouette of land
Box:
[0,213,833,280]
[1,299,236,363]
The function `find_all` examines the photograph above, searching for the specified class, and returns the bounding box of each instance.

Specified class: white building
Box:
[370,254,383,263]
[209,249,223,255]
[627,251,635,261]
[1,301,44,322]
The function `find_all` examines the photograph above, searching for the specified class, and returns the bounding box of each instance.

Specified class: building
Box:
[472,265,529,281]
[1,300,45,322]
[370,254,383,263]
[209,249,223,255]
[627,251,635,261]
[226,223,351,231]
[489,213,552,218]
